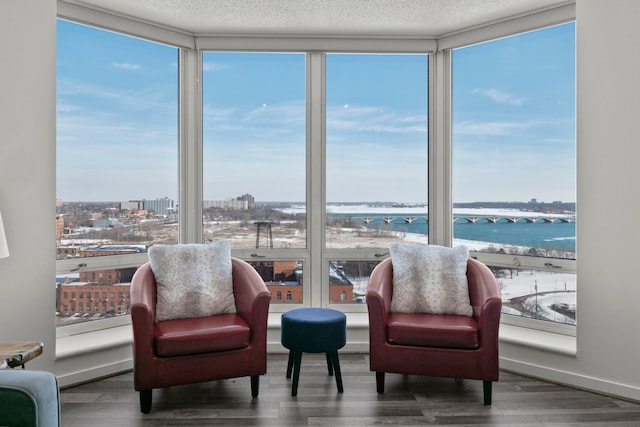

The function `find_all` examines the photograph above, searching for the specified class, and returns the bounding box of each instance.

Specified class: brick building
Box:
[56,246,144,319]
[57,282,131,316]
[57,252,353,318]
[254,260,354,303]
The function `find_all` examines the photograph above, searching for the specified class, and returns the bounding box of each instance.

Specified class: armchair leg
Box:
[251,375,260,398]
[376,372,385,394]
[139,389,152,414]
[483,380,492,405]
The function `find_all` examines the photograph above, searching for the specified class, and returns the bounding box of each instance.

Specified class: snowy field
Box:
[215,206,577,325]
[337,224,577,325]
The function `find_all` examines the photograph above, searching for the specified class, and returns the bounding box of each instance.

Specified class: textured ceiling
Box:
[65,0,572,37]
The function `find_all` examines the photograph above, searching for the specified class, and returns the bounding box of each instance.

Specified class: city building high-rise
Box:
[142,197,175,216]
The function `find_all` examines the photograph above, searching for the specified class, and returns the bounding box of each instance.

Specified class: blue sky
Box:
[56,20,575,204]
[453,23,575,203]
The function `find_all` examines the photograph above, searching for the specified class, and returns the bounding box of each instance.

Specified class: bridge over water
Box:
[347,214,575,225]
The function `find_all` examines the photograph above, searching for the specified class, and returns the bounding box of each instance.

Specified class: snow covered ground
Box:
[340,232,577,325]
[453,236,576,324]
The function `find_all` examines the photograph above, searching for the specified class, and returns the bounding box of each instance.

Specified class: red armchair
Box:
[366,257,501,405]
[130,257,271,413]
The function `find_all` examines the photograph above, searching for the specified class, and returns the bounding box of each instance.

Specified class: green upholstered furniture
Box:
[0,369,61,426]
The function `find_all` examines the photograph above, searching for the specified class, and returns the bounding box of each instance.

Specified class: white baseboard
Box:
[500,356,640,402]
[57,359,132,389]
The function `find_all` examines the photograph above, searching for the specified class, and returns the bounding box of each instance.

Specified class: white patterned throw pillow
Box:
[389,244,473,316]
[148,240,236,322]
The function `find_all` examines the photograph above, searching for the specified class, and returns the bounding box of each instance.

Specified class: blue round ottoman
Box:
[281,308,347,396]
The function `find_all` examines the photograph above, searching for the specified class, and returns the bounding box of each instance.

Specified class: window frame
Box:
[322,52,430,310]
[56,4,576,340]
[55,17,181,338]
[446,22,577,335]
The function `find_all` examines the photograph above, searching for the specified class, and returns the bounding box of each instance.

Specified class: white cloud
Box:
[57,79,175,111]
[473,88,526,106]
[111,62,142,71]
[454,120,537,136]
[202,62,230,72]
[56,101,82,113]
[326,104,427,135]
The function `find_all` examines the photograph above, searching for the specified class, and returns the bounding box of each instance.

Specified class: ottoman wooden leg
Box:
[286,350,295,379]
[291,350,303,397]
[330,351,343,393]
[326,352,334,376]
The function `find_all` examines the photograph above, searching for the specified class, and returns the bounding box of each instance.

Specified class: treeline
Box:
[203,206,304,223]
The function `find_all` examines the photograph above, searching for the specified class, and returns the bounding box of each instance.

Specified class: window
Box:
[202,53,306,250]
[452,23,576,327]
[199,52,428,307]
[325,53,428,304]
[56,10,572,341]
[202,52,307,305]
[325,54,429,249]
[56,20,178,329]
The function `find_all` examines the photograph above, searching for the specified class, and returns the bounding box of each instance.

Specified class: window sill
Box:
[499,323,576,356]
[56,312,367,361]
[55,314,576,360]
[56,324,132,360]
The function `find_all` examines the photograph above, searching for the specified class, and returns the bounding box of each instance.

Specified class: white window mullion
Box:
[179,48,203,243]
[307,52,326,307]
[429,49,453,247]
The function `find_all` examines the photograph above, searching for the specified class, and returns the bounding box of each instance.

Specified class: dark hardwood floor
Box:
[60,353,640,426]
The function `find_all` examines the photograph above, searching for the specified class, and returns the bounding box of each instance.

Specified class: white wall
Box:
[575,0,640,395]
[0,0,57,365]
[499,0,640,401]
[2,0,640,401]
[0,0,133,384]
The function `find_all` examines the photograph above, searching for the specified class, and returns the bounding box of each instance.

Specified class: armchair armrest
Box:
[231,258,271,345]
[467,258,502,346]
[130,262,158,382]
[366,258,394,345]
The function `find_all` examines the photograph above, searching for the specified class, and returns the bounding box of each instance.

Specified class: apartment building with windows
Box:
[141,197,175,216]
